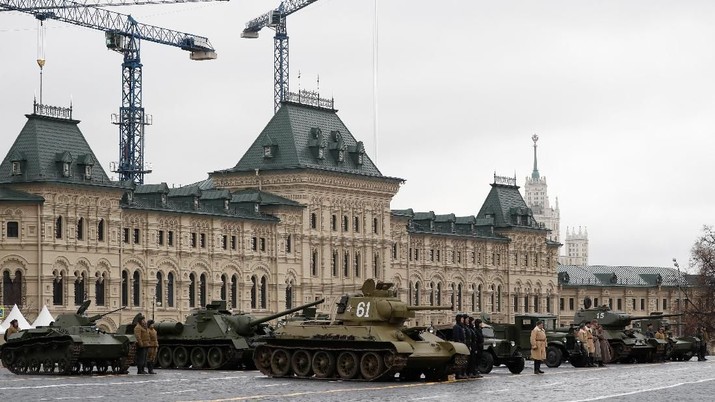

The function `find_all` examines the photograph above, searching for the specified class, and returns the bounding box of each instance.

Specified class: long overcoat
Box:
[530,326,547,361]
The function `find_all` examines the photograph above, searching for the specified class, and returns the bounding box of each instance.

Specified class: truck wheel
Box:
[546,346,562,368]
[477,353,494,374]
[506,357,525,374]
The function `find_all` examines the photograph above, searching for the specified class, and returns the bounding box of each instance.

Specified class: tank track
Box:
[155,341,248,370]
[253,343,412,381]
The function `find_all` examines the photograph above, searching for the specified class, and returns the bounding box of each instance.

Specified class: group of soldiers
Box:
[576,319,611,367]
[451,313,485,379]
[132,315,159,374]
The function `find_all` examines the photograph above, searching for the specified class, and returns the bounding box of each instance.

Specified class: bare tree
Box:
[690,225,715,331]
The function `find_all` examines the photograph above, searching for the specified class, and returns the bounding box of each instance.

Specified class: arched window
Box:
[76,218,84,241]
[250,275,257,309]
[373,252,379,278]
[95,272,105,306]
[457,283,463,311]
[354,252,361,278]
[260,276,267,309]
[220,274,227,301]
[2,270,22,306]
[408,281,413,306]
[55,216,63,239]
[132,270,141,306]
[414,281,421,306]
[497,285,502,312]
[430,282,435,306]
[97,219,105,242]
[121,270,128,306]
[189,273,196,308]
[332,251,338,277]
[167,272,175,308]
[199,273,207,308]
[286,281,293,309]
[74,271,86,305]
[524,295,529,313]
[343,251,350,277]
[156,272,163,308]
[311,250,319,276]
[450,283,456,311]
[534,295,540,313]
[436,282,442,306]
[231,274,238,309]
[474,284,482,312]
[53,270,64,306]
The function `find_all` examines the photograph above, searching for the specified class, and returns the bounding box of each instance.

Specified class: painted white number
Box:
[596,312,605,319]
[356,301,371,318]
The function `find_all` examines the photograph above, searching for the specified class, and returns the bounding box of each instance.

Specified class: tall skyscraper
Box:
[524,134,561,242]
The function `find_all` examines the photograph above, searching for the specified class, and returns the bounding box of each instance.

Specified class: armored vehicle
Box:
[433,322,525,374]
[490,314,586,368]
[154,299,324,370]
[253,279,470,381]
[572,306,680,363]
[0,301,134,375]
[632,314,699,361]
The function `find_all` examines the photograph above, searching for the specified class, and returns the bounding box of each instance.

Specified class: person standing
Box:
[585,322,596,367]
[590,320,602,366]
[133,314,150,374]
[3,319,19,341]
[697,325,709,361]
[530,320,546,374]
[595,322,610,366]
[147,320,158,374]
[577,323,590,366]
[452,314,466,379]
[472,318,484,378]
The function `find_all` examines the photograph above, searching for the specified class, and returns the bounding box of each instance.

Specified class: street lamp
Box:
[673,258,683,337]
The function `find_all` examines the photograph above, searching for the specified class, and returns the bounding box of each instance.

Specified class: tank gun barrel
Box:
[88,306,126,322]
[250,299,325,327]
[407,305,454,311]
[630,313,683,321]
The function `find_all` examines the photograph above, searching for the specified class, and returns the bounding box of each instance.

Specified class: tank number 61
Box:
[356,302,371,318]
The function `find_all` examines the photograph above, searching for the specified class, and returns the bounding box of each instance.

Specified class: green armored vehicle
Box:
[632,314,699,361]
[253,279,470,381]
[0,301,134,375]
[154,299,324,370]
[572,306,679,363]
[490,313,586,368]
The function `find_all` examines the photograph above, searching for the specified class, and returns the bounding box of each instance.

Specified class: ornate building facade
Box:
[562,226,589,266]
[1,98,561,330]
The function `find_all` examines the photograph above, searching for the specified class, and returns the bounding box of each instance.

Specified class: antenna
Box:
[36,18,46,104]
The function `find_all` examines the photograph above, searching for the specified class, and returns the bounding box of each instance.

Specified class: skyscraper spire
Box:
[531,134,540,180]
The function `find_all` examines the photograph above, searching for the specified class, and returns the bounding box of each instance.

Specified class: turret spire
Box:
[531,134,540,180]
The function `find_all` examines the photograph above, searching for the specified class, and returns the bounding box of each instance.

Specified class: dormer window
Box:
[11,161,21,176]
[357,153,364,165]
[254,203,259,213]
[62,162,71,177]
[317,148,325,159]
[337,149,345,162]
[84,165,93,179]
[161,194,168,206]
[263,145,273,158]
[193,197,199,210]
[224,199,229,211]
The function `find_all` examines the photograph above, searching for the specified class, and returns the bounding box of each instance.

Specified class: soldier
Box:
[530,320,546,374]
[696,325,709,361]
[594,322,610,367]
[577,323,590,366]
[472,318,484,378]
[147,319,158,374]
[655,327,667,340]
[452,314,467,379]
[590,320,602,366]
[133,314,150,374]
[585,321,596,367]
[645,323,655,338]
[3,319,19,341]
[463,316,476,378]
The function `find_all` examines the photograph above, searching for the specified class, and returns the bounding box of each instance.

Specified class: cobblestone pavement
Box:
[1,360,713,402]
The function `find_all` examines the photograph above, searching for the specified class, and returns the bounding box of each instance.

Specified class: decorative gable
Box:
[308,127,327,160]
[55,151,73,177]
[329,130,347,163]
[262,135,278,159]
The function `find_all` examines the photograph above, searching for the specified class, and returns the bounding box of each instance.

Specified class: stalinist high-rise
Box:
[524,135,561,243]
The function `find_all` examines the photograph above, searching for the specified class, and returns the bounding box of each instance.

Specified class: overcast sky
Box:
[1,0,713,272]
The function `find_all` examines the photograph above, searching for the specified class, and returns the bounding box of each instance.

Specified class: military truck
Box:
[433,322,525,374]
[490,313,587,368]
[632,314,700,361]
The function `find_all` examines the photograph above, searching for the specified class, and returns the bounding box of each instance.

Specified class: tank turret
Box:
[574,306,681,328]
[52,300,126,328]
[253,279,470,382]
[153,299,325,370]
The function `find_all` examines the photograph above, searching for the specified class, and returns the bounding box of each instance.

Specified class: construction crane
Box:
[241,0,318,113]
[0,0,219,184]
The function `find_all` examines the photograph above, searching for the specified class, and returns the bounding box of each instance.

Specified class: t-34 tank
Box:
[573,305,680,363]
[154,298,325,370]
[253,279,470,381]
[0,301,134,375]
[632,314,698,361]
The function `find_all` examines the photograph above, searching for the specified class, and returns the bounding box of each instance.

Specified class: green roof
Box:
[215,102,402,181]
[475,181,543,230]
[0,187,44,203]
[0,112,116,187]
[558,265,692,287]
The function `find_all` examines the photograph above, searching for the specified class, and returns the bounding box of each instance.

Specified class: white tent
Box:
[32,305,55,328]
[0,304,33,334]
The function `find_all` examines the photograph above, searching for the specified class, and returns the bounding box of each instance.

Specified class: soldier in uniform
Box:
[577,323,590,366]
[147,320,158,374]
[594,322,610,367]
[472,318,484,378]
[3,319,19,341]
[133,314,150,374]
[590,320,601,366]
[530,320,546,374]
[697,325,709,361]
[585,321,596,367]
[452,314,467,379]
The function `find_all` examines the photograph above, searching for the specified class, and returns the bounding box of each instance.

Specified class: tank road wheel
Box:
[312,351,335,379]
[289,350,313,377]
[1,350,15,368]
[16,357,28,374]
[253,346,273,373]
[336,351,359,380]
[158,346,173,369]
[477,352,494,374]
[96,361,109,374]
[506,357,525,374]
[57,358,71,374]
[82,362,94,375]
[207,347,225,369]
[173,346,189,368]
[71,362,82,375]
[546,346,563,368]
[269,349,292,377]
[360,352,385,380]
[43,359,55,373]
[190,347,207,369]
[28,358,41,374]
